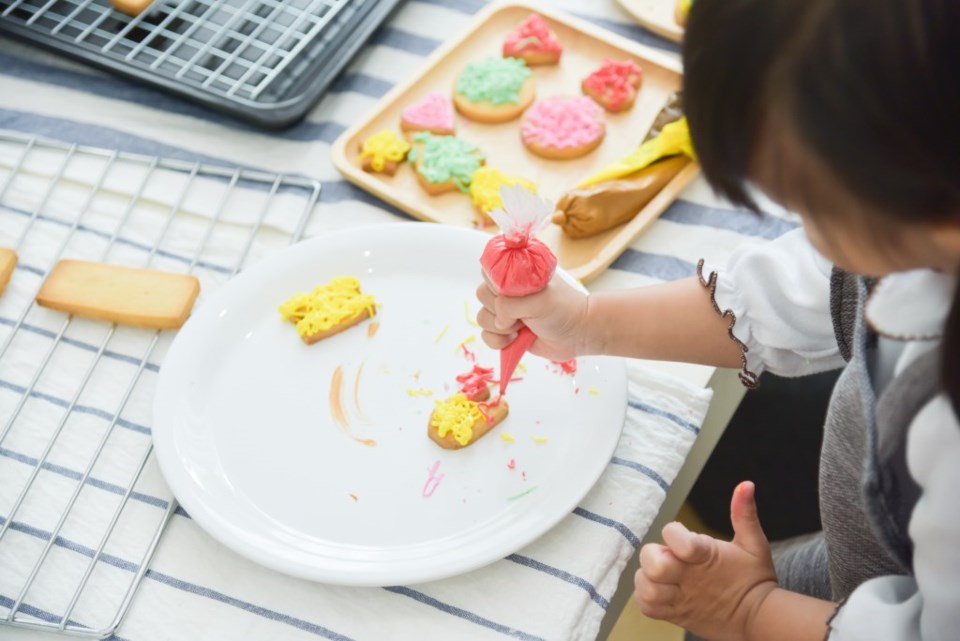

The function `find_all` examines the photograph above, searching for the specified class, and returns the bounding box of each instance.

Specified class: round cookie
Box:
[502,12,563,66]
[581,59,643,113]
[408,132,485,196]
[520,96,606,160]
[454,57,535,124]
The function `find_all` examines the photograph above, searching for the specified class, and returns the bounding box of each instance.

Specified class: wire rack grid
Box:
[0,130,320,638]
[0,0,402,127]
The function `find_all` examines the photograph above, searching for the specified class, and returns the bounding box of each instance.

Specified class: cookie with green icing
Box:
[453,56,535,123]
[408,132,485,195]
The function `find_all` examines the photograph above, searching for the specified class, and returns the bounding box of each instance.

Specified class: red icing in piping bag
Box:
[479,185,557,396]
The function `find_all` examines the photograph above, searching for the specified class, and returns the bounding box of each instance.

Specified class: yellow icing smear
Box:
[579,118,695,187]
[431,393,484,446]
[279,276,376,338]
[360,130,411,171]
[468,167,536,214]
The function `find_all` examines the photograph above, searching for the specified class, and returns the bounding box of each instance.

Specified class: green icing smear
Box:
[456,56,532,105]
[409,132,485,192]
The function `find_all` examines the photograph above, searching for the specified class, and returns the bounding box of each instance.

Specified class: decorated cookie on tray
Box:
[401,92,456,136]
[468,166,536,227]
[521,95,605,160]
[502,12,563,66]
[453,56,535,123]
[407,131,485,195]
[357,130,411,176]
[553,93,694,238]
[582,59,643,113]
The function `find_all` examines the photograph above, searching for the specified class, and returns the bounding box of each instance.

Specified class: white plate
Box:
[153,223,626,586]
[616,0,684,43]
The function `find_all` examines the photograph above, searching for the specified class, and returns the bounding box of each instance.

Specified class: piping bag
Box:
[480,184,558,396]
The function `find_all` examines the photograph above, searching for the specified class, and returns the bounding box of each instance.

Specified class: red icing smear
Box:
[503,13,562,57]
[583,59,643,111]
[477,395,503,425]
[507,458,516,470]
[553,358,577,375]
[460,342,477,362]
[456,365,494,400]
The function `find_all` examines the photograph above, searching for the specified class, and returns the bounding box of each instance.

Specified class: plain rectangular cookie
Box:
[36,260,200,329]
[0,248,15,297]
[110,0,153,16]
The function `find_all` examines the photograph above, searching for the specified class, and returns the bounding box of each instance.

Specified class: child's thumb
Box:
[730,481,769,556]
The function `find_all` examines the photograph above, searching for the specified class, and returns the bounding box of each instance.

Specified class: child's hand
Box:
[634,482,778,641]
[475,273,589,361]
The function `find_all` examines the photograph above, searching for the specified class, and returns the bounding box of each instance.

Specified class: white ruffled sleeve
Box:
[698,228,846,385]
[827,395,960,641]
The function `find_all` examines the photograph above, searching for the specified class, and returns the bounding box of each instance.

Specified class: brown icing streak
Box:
[353,361,369,421]
[367,321,380,338]
[330,365,349,429]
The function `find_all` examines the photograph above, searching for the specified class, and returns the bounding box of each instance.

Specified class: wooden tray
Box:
[331,1,699,283]
[616,0,684,44]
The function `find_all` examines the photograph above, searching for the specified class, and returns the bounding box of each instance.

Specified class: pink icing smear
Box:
[503,13,563,57]
[402,92,454,132]
[521,96,604,149]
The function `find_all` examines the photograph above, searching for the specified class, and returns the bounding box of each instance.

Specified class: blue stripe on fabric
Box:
[0,446,169,509]
[143,570,356,641]
[370,26,440,56]
[661,200,798,240]
[1,202,235,276]
[505,554,610,610]
[610,249,696,281]
[0,316,161,373]
[330,72,394,98]
[15,263,46,277]
[0,378,151,436]
[572,507,642,548]
[0,593,85,628]
[0,515,356,641]
[610,456,670,492]
[411,0,679,53]
[383,586,547,641]
[628,399,700,435]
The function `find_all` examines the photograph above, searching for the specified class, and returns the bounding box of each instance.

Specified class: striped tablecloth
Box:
[0,1,796,639]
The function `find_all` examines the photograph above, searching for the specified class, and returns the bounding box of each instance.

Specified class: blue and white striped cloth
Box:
[0,0,797,639]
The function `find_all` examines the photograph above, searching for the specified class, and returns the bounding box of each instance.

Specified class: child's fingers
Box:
[730,481,770,556]
[661,521,714,565]
[480,329,518,350]
[639,543,684,584]
[477,308,522,335]
[475,283,497,313]
[633,571,679,620]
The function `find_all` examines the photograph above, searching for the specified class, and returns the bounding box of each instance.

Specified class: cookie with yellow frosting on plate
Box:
[278,276,377,344]
[428,391,509,450]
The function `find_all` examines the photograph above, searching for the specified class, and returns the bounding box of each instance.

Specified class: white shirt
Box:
[705,229,960,641]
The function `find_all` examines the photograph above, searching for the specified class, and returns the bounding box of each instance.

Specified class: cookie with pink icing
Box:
[502,13,563,66]
[581,59,643,113]
[401,92,456,136]
[520,96,605,160]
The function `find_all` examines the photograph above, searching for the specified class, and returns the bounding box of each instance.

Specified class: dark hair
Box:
[682,0,960,414]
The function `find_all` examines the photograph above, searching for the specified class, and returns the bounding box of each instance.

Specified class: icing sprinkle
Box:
[434,324,449,343]
[431,393,484,446]
[499,432,516,443]
[456,56,532,106]
[468,167,536,217]
[588,387,600,395]
[507,458,517,469]
[503,13,562,57]
[553,358,578,374]
[402,92,455,132]
[279,276,376,339]
[521,96,604,150]
[359,130,410,172]
[423,460,445,498]
[464,299,480,326]
[407,388,433,397]
[532,436,548,443]
[456,364,495,400]
[582,59,643,111]
[508,485,538,501]
[408,132,484,192]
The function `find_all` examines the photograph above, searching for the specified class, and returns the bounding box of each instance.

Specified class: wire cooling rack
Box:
[0,0,401,127]
[0,131,320,637]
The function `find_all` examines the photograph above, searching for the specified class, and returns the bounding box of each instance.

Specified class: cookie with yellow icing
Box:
[358,130,411,176]
[279,276,377,344]
[428,392,509,449]
[453,57,535,124]
[468,167,536,227]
